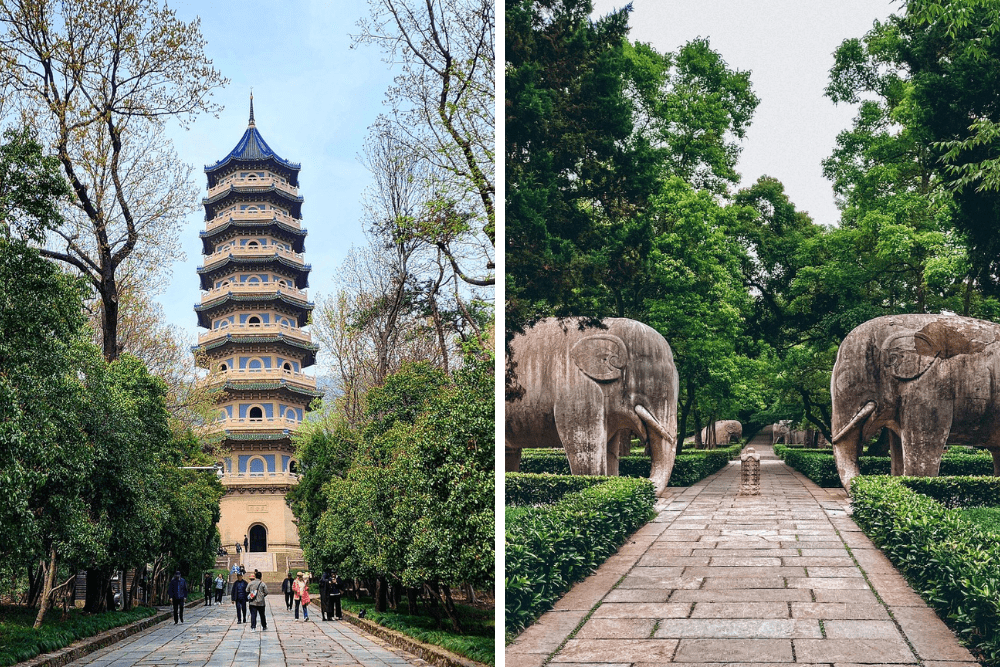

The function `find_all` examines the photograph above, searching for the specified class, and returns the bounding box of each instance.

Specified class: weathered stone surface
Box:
[831,314,1000,488]
[551,639,679,663]
[506,318,679,492]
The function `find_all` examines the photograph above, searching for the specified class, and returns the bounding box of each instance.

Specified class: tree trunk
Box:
[406,587,419,615]
[33,548,57,629]
[100,278,120,361]
[375,576,388,612]
[83,567,110,613]
[429,261,449,373]
[439,583,463,633]
[26,561,45,608]
[678,389,694,457]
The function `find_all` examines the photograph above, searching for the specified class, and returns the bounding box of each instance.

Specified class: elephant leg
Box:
[989,449,1000,476]
[899,401,952,477]
[888,429,904,476]
[606,430,629,477]
[505,445,522,472]
[554,392,607,476]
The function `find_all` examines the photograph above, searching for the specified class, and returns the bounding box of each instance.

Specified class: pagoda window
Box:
[219,363,228,372]
[247,276,260,284]
[246,173,259,181]
[284,407,297,420]
[248,406,263,421]
[289,460,298,475]
[247,358,264,371]
[246,240,260,248]
[282,362,292,372]
[249,458,265,477]
[247,316,261,325]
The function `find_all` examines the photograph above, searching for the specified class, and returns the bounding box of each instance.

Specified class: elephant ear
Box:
[883,331,937,381]
[571,334,629,381]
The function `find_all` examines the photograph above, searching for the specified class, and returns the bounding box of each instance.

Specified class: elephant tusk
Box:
[635,405,671,442]
[832,401,877,443]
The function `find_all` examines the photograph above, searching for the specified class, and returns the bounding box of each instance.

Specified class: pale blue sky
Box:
[158,0,399,347]
[591,0,896,226]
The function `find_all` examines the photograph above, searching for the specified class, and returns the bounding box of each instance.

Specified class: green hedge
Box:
[851,476,1000,665]
[778,448,995,488]
[505,473,608,506]
[900,476,1000,509]
[0,605,157,667]
[505,476,656,634]
[518,444,741,487]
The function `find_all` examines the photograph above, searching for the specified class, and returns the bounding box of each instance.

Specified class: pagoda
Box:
[194,96,320,575]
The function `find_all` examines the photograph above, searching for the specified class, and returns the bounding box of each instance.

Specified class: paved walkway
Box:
[65,601,428,667]
[507,441,979,667]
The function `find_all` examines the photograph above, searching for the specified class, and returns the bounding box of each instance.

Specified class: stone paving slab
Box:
[63,601,430,667]
[506,441,976,666]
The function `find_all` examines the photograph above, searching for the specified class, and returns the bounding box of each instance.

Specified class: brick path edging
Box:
[18,597,202,667]
[341,610,490,667]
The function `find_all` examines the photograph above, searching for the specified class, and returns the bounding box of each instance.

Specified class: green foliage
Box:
[851,476,1000,664]
[295,356,494,598]
[505,476,655,634]
[339,597,494,666]
[779,448,996,487]
[0,126,70,243]
[0,605,156,666]
[958,507,1000,533]
[902,476,1000,508]
[517,445,739,487]
[505,473,608,506]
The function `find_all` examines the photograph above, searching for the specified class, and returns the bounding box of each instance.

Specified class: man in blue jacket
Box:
[230,572,248,624]
[168,571,188,624]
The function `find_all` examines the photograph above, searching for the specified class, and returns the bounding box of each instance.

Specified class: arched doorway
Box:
[249,524,267,552]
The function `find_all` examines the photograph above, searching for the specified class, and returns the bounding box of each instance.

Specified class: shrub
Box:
[505,473,608,506]
[900,476,1000,508]
[518,444,741,487]
[505,476,655,634]
[851,476,1000,665]
[780,449,995,488]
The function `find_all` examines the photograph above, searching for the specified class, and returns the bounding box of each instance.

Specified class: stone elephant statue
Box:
[771,420,792,445]
[505,318,679,494]
[700,420,742,446]
[831,313,1000,490]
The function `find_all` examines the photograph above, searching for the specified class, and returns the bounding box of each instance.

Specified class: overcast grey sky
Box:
[157,0,398,346]
[591,0,897,224]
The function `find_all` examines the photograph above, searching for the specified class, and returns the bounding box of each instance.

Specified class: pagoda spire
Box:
[249,91,255,127]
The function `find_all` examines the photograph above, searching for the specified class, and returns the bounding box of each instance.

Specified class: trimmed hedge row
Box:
[901,476,1000,508]
[505,472,608,506]
[505,475,656,634]
[776,447,995,488]
[851,476,1000,665]
[518,444,742,487]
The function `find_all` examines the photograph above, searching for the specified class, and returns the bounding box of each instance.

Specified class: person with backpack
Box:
[230,572,248,624]
[168,572,188,624]
[247,570,268,631]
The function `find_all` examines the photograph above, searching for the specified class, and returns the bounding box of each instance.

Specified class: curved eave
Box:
[220,381,324,399]
[192,336,318,367]
[197,255,310,289]
[203,187,303,220]
[194,293,314,327]
[200,220,307,254]
[205,125,300,184]
[206,159,300,188]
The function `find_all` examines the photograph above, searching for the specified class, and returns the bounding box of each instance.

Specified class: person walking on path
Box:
[231,572,248,624]
[247,570,268,631]
[281,572,294,611]
[243,535,249,553]
[167,571,187,624]
[318,571,331,620]
[299,575,312,621]
[328,572,343,620]
[203,572,212,606]
[214,573,225,603]
[292,571,307,620]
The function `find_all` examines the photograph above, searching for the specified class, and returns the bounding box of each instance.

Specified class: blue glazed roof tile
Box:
[205,125,300,173]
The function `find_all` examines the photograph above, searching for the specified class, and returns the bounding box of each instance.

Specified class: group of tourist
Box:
[166,567,345,631]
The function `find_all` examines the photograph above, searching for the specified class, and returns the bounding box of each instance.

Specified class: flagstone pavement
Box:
[63,601,429,667]
[507,440,981,667]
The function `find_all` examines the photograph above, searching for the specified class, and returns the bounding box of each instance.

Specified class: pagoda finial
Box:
[249,90,255,127]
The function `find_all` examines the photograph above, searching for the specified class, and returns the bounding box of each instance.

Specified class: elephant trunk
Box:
[831,401,876,490]
[635,405,676,495]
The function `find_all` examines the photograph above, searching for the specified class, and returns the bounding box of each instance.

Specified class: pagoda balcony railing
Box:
[209,366,318,389]
[208,176,298,199]
[222,471,300,484]
[198,322,312,345]
[202,245,305,265]
[201,282,309,303]
[206,210,299,231]
[205,416,304,431]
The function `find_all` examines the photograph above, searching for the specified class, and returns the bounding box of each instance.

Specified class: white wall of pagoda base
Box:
[219,490,300,569]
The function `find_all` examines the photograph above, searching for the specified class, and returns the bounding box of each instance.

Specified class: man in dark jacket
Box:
[168,571,188,623]
[281,572,294,611]
[243,535,249,552]
[203,572,213,606]
[318,571,331,620]
[326,571,342,620]
[231,572,248,623]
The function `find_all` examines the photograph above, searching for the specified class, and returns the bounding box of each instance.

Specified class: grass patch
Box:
[0,604,157,666]
[339,596,494,666]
